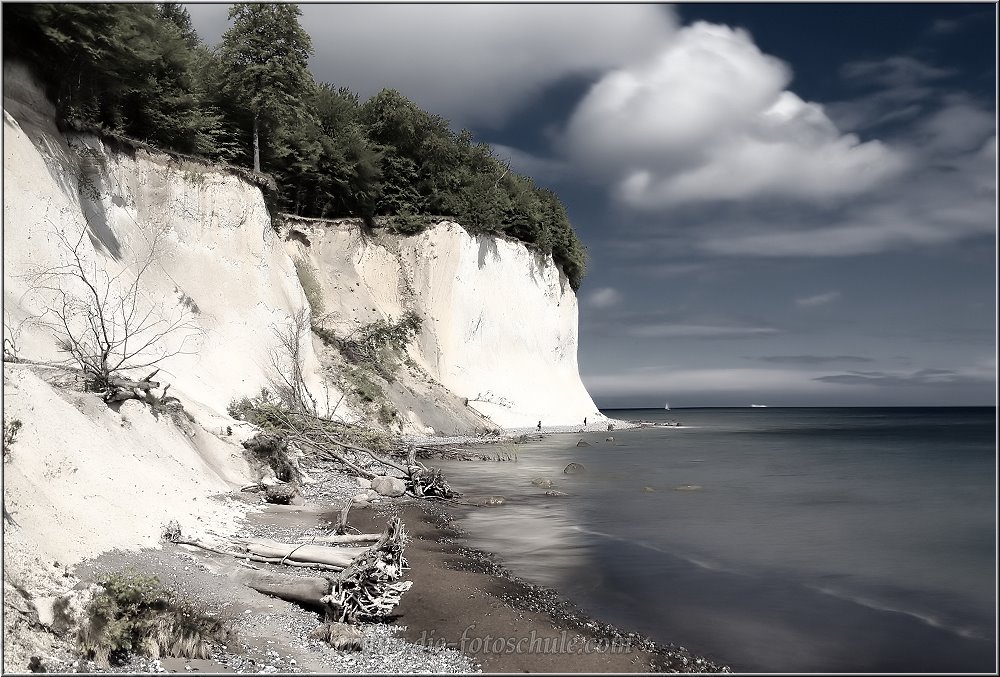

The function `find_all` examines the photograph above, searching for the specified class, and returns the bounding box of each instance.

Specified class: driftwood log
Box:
[165,517,410,627]
[407,466,455,498]
[236,539,369,568]
[322,516,411,622]
[103,368,179,409]
[240,571,329,610]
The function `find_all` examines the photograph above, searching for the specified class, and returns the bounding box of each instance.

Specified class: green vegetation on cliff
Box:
[3,2,587,289]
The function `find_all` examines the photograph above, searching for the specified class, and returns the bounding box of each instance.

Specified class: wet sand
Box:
[66,466,727,674]
[342,500,727,673]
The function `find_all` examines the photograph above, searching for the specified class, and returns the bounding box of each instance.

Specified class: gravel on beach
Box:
[27,419,727,674]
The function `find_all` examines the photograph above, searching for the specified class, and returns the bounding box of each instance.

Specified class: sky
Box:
[187,2,997,408]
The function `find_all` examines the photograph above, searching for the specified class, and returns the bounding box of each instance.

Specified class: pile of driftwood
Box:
[103,368,179,408]
[241,412,457,500]
[165,514,411,631]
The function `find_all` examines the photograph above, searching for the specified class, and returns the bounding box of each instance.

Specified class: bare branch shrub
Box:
[2,313,35,363]
[24,223,198,392]
[267,307,319,414]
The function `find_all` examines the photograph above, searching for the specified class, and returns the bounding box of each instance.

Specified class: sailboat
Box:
[665,401,670,411]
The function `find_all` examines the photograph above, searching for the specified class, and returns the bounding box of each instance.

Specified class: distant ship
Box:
[751,404,768,408]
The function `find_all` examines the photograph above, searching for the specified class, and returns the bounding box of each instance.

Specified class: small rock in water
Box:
[642,486,656,493]
[530,477,554,488]
[575,439,591,447]
[544,490,567,497]
[605,436,615,442]
[674,484,703,491]
[563,462,586,474]
[264,483,298,505]
[470,495,506,506]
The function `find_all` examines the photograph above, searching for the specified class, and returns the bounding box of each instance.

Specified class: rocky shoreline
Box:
[12,432,728,674]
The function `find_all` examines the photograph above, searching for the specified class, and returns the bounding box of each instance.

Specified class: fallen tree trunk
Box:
[321,516,410,622]
[171,537,347,571]
[165,515,412,636]
[239,571,329,611]
[232,519,411,624]
[307,533,381,545]
[237,538,369,568]
[104,369,180,409]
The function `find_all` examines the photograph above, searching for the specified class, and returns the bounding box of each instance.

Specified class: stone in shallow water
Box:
[531,477,554,487]
[544,490,567,497]
[576,439,591,447]
[642,486,656,493]
[563,462,586,474]
[674,484,703,491]
[371,475,407,497]
[468,495,506,506]
[265,483,298,505]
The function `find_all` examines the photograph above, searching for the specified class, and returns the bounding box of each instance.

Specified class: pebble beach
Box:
[36,422,728,674]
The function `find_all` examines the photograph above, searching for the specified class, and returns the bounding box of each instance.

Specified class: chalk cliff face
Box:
[283,220,603,429]
[4,62,602,433]
[2,64,601,667]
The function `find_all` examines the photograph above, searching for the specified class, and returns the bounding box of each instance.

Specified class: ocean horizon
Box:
[439,405,997,672]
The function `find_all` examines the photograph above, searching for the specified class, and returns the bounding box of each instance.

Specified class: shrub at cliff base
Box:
[77,571,230,667]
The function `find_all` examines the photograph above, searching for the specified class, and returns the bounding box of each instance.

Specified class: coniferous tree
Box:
[157,2,199,48]
[2,4,588,287]
[217,3,314,173]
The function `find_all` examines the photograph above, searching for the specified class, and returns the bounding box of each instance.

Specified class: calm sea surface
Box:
[436,407,997,672]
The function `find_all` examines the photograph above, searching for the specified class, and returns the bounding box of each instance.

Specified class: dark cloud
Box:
[627,324,778,339]
[758,355,875,365]
[926,10,995,37]
[187,4,678,127]
[814,368,992,387]
[839,56,956,89]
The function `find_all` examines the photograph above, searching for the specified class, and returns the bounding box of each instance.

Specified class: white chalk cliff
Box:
[2,61,604,670]
[3,61,602,435]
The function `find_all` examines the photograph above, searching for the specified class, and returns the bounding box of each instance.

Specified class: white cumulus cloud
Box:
[562,21,907,208]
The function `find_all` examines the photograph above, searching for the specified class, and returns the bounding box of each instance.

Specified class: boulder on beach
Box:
[355,477,372,489]
[352,493,371,506]
[563,462,586,475]
[371,476,407,497]
[264,483,299,505]
[531,478,554,488]
[576,439,591,447]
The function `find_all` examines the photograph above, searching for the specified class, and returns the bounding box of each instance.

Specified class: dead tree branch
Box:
[23,221,198,395]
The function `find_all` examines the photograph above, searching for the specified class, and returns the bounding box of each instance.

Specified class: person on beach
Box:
[584,417,587,426]
[537,420,542,431]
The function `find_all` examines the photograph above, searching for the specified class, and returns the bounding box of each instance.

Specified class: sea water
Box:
[435,407,996,672]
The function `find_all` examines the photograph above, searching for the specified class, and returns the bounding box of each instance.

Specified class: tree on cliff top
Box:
[217,3,314,173]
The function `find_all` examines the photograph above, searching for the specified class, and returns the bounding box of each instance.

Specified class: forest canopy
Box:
[2,2,587,289]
